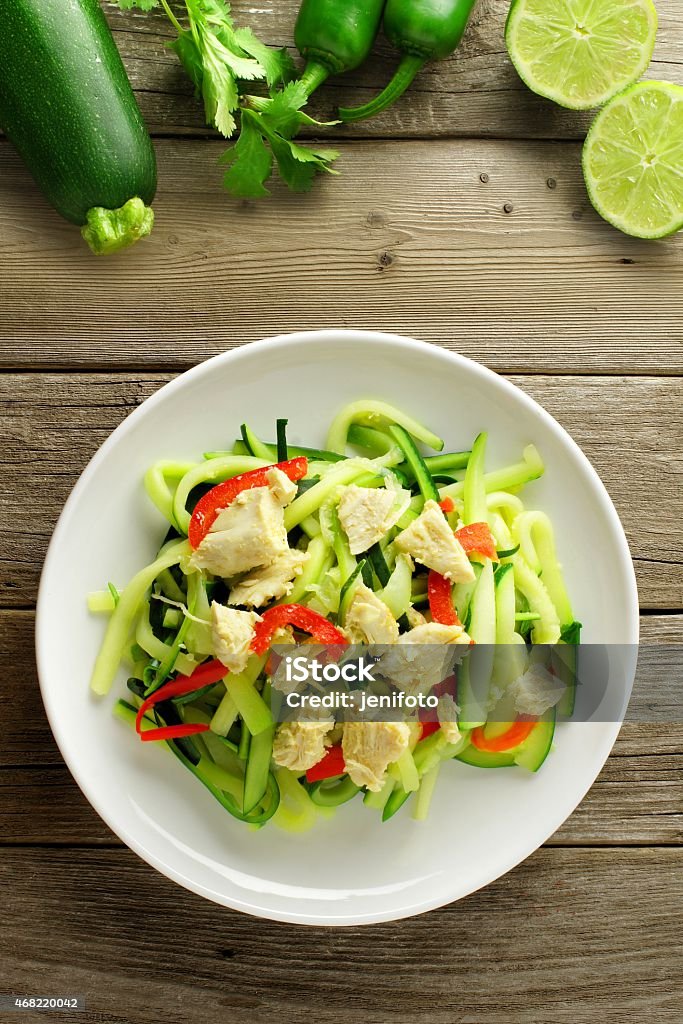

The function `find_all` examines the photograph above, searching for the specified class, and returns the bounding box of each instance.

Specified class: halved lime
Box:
[506,0,658,110]
[583,81,683,238]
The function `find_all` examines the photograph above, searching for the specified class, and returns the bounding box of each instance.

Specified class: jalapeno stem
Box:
[339,54,426,123]
[299,61,331,99]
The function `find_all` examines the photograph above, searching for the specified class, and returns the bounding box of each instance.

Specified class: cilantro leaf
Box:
[267,133,340,193]
[233,29,296,89]
[222,111,273,198]
[194,30,242,136]
[178,0,269,137]
[260,81,310,139]
[169,31,204,93]
[244,81,339,140]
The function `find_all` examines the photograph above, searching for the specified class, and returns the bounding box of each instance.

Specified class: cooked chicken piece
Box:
[378,621,470,695]
[405,606,428,629]
[272,718,334,773]
[399,622,471,645]
[437,694,462,744]
[229,549,310,608]
[508,664,566,716]
[337,483,410,555]
[190,486,288,578]
[266,466,298,506]
[210,602,261,673]
[395,500,475,582]
[342,721,411,792]
[343,584,399,644]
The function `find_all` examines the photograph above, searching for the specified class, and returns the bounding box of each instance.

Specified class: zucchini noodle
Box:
[378,552,413,619]
[184,573,213,657]
[135,599,197,677]
[486,491,525,518]
[327,400,444,455]
[489,511,514,552]
[90,539,190,695]
[144,460,198,529]
[288,535,334,605]
[440,444,544,501]
[512,511,574,627]
[347,423,396,456]
[272,768,319,833]
[512,556,561,644]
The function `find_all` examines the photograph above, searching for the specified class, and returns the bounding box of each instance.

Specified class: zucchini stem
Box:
[339,54,426,123]
[82,197,154,255]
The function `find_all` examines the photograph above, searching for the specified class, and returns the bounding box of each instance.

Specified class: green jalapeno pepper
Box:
[339,0,478,122]
[294,0,387,98]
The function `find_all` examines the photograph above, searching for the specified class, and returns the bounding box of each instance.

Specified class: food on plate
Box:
[339,0,477,123]
[0,0,157,254]
[89,401,580,830]
[505,0,657,110]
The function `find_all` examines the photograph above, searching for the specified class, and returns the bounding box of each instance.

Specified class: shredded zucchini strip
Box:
[513,556,561,644]
[90,539,190,695]
[327,400,444,455]
[440,444,544,501]
[512,511,574,626]
[144,460,198,529]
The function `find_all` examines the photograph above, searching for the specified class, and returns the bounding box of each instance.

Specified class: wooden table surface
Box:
[1,1,682,1021]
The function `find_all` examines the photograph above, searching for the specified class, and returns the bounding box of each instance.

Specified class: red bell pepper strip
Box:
[419,721,441,739]
[188,457,308,548]
[427,571,462,626]
[141,722,211,743]
[455,521,497,560]
[471,718,537,752]
[439,497,455,514]
[251,603,348,656]
[135,658,227,739]
[306,744,346,783]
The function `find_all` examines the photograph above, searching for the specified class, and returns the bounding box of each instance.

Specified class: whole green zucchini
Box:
[0,0,157,254]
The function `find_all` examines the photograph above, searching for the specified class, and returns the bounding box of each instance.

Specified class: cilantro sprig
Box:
[223,81,340,197]
[113,0,340,196]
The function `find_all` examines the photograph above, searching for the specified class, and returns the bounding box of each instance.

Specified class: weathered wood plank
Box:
[100,0,683,140]
[1,374,680,607]
[1,138,682,374]
[0,847,681,1023]
[1,610,681,847]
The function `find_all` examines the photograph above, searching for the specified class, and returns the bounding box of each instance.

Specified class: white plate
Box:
[36,331,638,926]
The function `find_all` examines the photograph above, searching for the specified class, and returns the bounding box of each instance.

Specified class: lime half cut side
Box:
[506,0,658,110]
[583,82,683,239]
